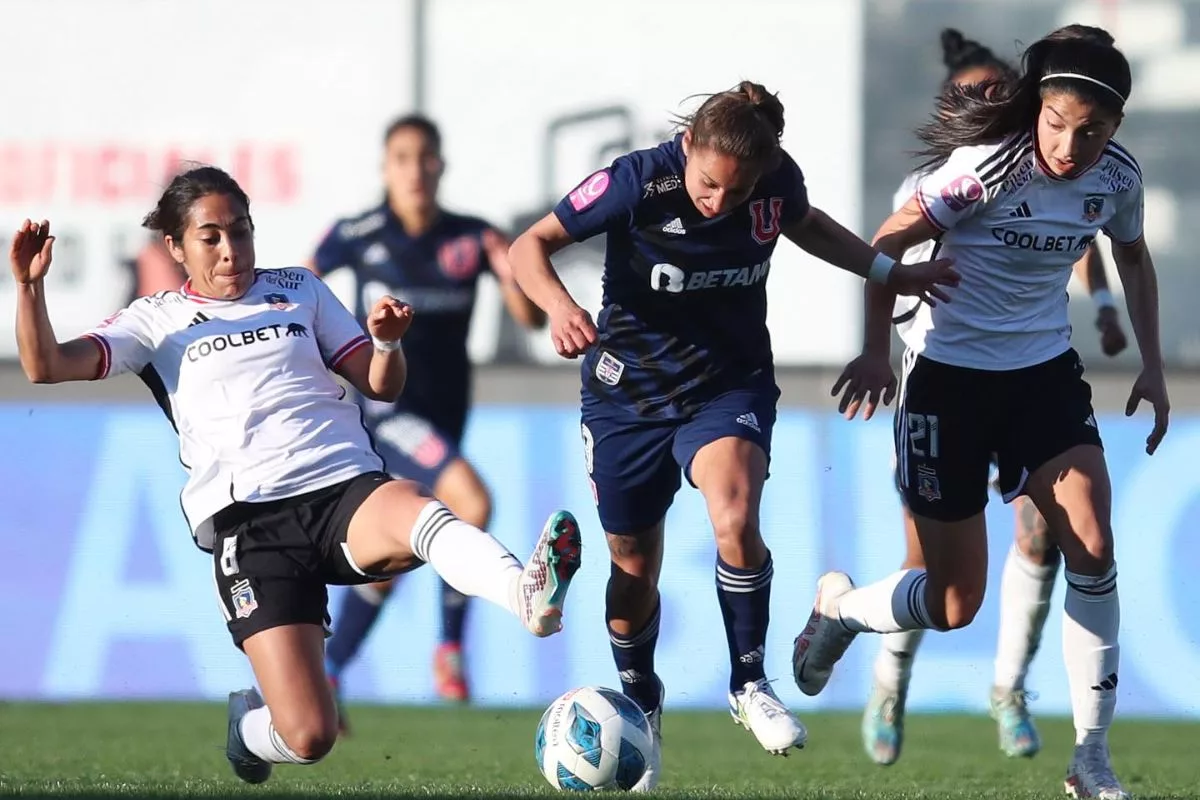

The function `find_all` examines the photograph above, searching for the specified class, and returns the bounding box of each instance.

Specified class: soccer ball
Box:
[534,686,653,791]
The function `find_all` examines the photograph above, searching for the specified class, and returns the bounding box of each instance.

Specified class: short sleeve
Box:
[553,157,643,242]
[892,172,923,213]
[776,150,811,225]
[312,223,357,276]
[80,299,156,380]
[1102,181,1144,246]
[310,275,370,369]
[914,146,993,232]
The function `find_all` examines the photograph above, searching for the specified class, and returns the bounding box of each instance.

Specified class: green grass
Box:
[0,702,1195,799]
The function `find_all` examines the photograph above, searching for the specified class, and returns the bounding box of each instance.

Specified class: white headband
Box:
[1040,72,1127,104]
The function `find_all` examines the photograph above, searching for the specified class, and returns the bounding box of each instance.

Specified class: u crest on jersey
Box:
[437,235,481,280]
[749,198,784,244]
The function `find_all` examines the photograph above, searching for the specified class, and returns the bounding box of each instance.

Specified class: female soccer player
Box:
[864,27,1130,768]
[10,165,581,785]
[508,80,958,791]
[313,114,546,718]
[795,27,1167,799]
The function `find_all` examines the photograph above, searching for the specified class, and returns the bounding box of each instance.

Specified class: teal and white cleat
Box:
[729,679,807,755]
[862,681,907,766]
[517,511,582,637]
[990,687,1041,758]
[226,687,271,784]
[630,679,664,793]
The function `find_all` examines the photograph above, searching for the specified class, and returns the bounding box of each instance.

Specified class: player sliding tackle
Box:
[508,80,957,791]
[10,165,582,786]
[794,26,1168,800]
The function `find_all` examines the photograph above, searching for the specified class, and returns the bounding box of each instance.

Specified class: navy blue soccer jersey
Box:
[314,205,499,442]
[553,134,810,418]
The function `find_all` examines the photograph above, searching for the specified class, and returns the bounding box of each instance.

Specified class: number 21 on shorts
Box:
[907,413,940,458]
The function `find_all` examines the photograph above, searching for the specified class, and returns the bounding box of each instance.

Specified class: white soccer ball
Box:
[534,686,654,791]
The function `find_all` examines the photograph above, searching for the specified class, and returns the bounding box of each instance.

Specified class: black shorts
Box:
[210,471,392,647]
[895,348,1102,522]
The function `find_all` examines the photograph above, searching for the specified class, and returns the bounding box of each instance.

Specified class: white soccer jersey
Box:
[899,132,1143,369]
[81,267,384,550]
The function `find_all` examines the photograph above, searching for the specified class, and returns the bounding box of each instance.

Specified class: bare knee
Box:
[435,460,493,529]
[272,712,338,762]
[1060,517,1113,574]
[710,502,766,569]
[451,486,492,530]
[924,579,985,631]
[608,534,658,589]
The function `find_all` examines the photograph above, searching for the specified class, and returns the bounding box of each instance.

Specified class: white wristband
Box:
[867,252,896,285]
[371,335,402,352]
[1092,288,1116,310]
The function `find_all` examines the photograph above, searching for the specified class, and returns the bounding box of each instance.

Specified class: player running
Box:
[509,81,958,791]
[313,114,546,719]
[795,27,1168,800]
[10,165,581,785]
[864,27,1130,767]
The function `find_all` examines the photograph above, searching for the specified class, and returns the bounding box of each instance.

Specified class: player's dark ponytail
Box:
[143,164,254,242]
[939,28,1016,87]
[914,25,1130,171]
[682,80,784,171]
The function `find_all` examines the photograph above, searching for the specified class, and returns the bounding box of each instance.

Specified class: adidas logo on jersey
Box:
[661,217,687,235]
[1008,201,1033,219]
[736,412,761,433]
[187,312,211,327]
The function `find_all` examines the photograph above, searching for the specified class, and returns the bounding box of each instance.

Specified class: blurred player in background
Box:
[798,26,1169,799]
[863,27,1130,768]
[10,165,581,786]
[510,80,958,791]
[313,114,546,722]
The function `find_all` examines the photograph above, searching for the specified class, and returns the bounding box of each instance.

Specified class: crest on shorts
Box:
[231,578,258,619]
[916,465,942,502]
[264,292,292,311]
[1083,195,1105,222]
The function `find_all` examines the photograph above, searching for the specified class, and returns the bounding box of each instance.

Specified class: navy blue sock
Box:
[440,579,470,645]
[716,552,773,693]
[325,585,386,678]
[609,600,662,714]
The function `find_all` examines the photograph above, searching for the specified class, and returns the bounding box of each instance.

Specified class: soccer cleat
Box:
[729,679,807,755]
[630,678,664,793]
[792,571,858,696]
[516,511,583,637]
[1064,741,1129,799]
[862,681,908,766]
[990,687,1041,758]
[327,675,350,736]
[434,642,470,703]
[226,688,271,784]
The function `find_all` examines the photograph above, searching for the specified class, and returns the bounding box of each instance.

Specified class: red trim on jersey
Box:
[914,189,949,232]
[181,280,222,303]
[329,335,370,368]
[82,333,112,380]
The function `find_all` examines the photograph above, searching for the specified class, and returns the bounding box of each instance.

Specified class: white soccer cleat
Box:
[729,679,807,755]
[226,687,271,784]
[630,680,664,793]
[1064,742,1129,799]
[792,571,858,696]
[516,511,582,637]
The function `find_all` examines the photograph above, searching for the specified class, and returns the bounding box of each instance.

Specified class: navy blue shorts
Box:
[581,383,780,533]
[368,412,460,489]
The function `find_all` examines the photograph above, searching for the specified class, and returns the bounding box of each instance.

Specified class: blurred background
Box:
[2,0,1198,721]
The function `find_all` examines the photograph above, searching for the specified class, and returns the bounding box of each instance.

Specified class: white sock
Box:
[409,501,523,617]
[837,569,939,633]
[993,544,1057,692]
[873,630,926,692]
[1062,564,1120,747]
[239,706,319,764]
